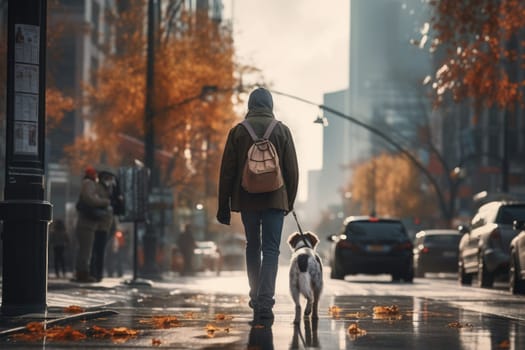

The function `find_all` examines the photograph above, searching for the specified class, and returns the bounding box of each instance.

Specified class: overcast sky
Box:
[222,0,350,201]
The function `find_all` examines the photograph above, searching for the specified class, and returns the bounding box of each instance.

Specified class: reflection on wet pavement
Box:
[1,283,525,349]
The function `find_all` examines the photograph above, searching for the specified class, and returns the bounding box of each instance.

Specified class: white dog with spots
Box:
[287,231,323,324]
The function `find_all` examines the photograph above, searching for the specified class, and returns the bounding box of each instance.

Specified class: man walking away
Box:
[217,87,299,324]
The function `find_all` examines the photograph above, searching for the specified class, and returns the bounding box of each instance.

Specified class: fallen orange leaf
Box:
[447,321,473,329]
[11,323,87,342]
[206,324,217,338]
[26,322,44,333]
[152,338,162,346]
[373,305,399,315]
[215,313,234,321]
[64,305,85,314]
[46,325,87,341]
[151,315,180,329]
[112,327,139,336]
[90,325,112,337]
[347,322,367,340]
[328,305,342,318]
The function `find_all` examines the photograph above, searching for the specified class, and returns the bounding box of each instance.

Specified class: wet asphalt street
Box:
[1,269,525,349]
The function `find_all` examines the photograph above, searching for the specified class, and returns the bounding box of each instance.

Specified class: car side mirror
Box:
[458,225,470,235]
[513,220,525,231]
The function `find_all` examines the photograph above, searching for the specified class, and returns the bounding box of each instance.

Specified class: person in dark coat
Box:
[74,166,112,283]
[177,223,197,276]
[217,87,299,323]
[49,219,69,278]
[89,170,118,282]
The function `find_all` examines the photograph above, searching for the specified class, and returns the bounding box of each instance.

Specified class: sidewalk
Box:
[0,276,131,337]
[0,272,273,348]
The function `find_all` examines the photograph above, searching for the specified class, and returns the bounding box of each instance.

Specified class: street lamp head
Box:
[313,115,329,127]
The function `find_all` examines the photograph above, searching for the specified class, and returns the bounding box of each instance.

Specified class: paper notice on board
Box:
[14,93,38,122]
[14,63,39,94]
[14,121,38,155]
[15,24,39,64]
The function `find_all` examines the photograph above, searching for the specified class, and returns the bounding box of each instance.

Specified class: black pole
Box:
[0,0,52,315]
[142,0,159,278]
[501,111,510,192]
[133,221,138,280]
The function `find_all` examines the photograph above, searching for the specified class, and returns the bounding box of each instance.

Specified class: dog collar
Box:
[294,240,311,251]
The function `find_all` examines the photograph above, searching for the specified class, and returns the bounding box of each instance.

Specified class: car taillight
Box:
[421,246,429,253]
[338,240,360,252]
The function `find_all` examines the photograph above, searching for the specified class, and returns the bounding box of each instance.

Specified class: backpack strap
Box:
[263,119,280,139]
[241,120,259,141]
[241,119,280,141]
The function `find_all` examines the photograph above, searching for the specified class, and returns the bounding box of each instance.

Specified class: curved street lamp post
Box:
[267,89,453,223]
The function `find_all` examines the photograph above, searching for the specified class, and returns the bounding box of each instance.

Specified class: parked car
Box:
[458,201,525,288]
[193,241,222,274]
[413,229,461,277]
[509,220,525,294]
[327,216,414,282]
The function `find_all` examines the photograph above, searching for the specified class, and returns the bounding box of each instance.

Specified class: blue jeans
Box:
[241,209,285,310]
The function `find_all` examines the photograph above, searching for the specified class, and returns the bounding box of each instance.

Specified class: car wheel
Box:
[330,261,345,280]
[510,251,525,295]
[458,260,472,285]
[477,255,494,288]
[403,270,414,283]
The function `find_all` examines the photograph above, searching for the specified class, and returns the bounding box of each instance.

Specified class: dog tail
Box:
[296,254,313,295]
[298,270,312,296]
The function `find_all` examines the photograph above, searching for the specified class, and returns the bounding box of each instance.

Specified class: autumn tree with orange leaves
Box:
[64,2,240,232]
[426,0,525,112]
[348,154,436,222]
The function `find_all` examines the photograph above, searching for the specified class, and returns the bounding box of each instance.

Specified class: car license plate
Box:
[367,245,385,252]
[443,251,456,257]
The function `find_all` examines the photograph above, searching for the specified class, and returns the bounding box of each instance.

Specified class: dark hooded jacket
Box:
[217,88,299,224]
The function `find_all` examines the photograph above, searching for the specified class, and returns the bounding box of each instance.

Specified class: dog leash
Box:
[292,211,311,248]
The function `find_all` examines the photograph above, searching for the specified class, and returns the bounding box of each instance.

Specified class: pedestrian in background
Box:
[49,218,69,278]
[73,166,112,283]
[177,223,197,276]
[89,170,119,282]
[217,87,299,323]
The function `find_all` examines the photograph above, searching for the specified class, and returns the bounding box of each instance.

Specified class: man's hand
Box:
[216,208,231,225]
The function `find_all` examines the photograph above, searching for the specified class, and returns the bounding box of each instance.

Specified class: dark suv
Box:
[327,216,413,282]
[458,201,525,288]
